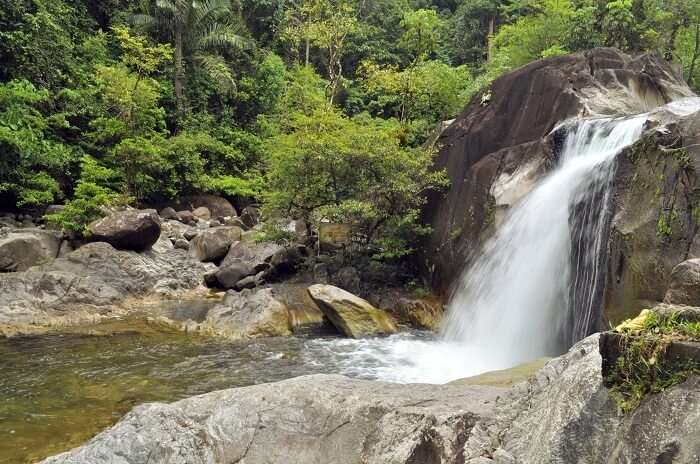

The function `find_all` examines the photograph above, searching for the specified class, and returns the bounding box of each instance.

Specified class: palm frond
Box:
[195,53,236,94]
[197,22,249,51]
[191,0,234,27]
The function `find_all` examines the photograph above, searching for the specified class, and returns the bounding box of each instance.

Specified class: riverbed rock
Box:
[213,241,288,289]
[0,241,212,334]
[197,288,291,339]
[88,209,161,251]
[463,334,700,464]
[159,207,177,220]
[40,374,503,464]
[176,210,195,225]
[192,206,211,221]
[307,284,397,337]
[240,205,260,229]
[0,229,62,272]
[188,226,242,262]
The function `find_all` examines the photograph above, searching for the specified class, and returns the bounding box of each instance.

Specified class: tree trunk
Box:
[689,22,700,88]
[487,15,495,62]
[174,25,186,126]
[305,37,310,67]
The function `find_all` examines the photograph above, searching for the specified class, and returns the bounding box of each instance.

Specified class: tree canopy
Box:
[1,0,698,254]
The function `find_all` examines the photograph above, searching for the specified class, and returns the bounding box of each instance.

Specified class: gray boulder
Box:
[176,210,195,225]
[213,241,283,289]
[307,284,397,338]
[88,209,161,251]
[181,194,237,218]
[188,226,242,262]
[0,229,62,272]
[40,374,502,464]
[159,207,178,220]
[215,262,256,289]
[463,334,700,464]
[664,259,700,305]
[197,288,291,339]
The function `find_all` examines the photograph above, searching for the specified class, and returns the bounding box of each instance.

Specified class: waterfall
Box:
[439,116,647,369]
[319,98,700,385]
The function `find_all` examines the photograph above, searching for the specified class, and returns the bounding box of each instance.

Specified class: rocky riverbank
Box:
[39,332,700,464]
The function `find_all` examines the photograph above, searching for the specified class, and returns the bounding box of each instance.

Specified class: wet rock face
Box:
[307,284,397,338]
[88,209,161,251]
[603,112,700,323]
[422,48,693,293]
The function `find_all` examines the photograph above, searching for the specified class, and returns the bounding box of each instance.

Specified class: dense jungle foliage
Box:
[1,0,699,254]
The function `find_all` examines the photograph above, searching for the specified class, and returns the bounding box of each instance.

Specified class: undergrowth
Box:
[607,311,700,413]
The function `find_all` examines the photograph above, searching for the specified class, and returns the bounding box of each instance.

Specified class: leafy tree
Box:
[0,0,83,90]
[134,0,248,119]
[283,0,358,104]
[356,60,471,143]
[0,80,78,208]
[399,9,443,61]
[264,107,446,256]
[46,155,129,233]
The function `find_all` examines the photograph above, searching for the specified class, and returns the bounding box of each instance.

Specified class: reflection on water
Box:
[0,318,435,463]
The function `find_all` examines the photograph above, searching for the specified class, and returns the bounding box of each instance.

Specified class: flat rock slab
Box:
[41,374,503,464]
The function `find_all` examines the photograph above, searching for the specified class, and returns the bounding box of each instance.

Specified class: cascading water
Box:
[439,115,647,369]
[302,97,700,385]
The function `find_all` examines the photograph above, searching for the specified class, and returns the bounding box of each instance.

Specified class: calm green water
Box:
[0,320,336,464]
[0,313,438,464]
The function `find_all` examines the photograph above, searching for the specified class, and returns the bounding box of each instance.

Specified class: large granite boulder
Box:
[307,284,397,337]
[188,226,242,262]
[40,375,503,464]
[0,229,62,272]
[197,288,291,339]
[214,241,282,288]
[422,48,693,294]
[88,209,161,251]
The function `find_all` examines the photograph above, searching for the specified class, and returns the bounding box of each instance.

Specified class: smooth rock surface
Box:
[88,209,161,251]
[307,284,397,337]
[422,48,694,293]
[0,228,62,272]
[41,375,503,464]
